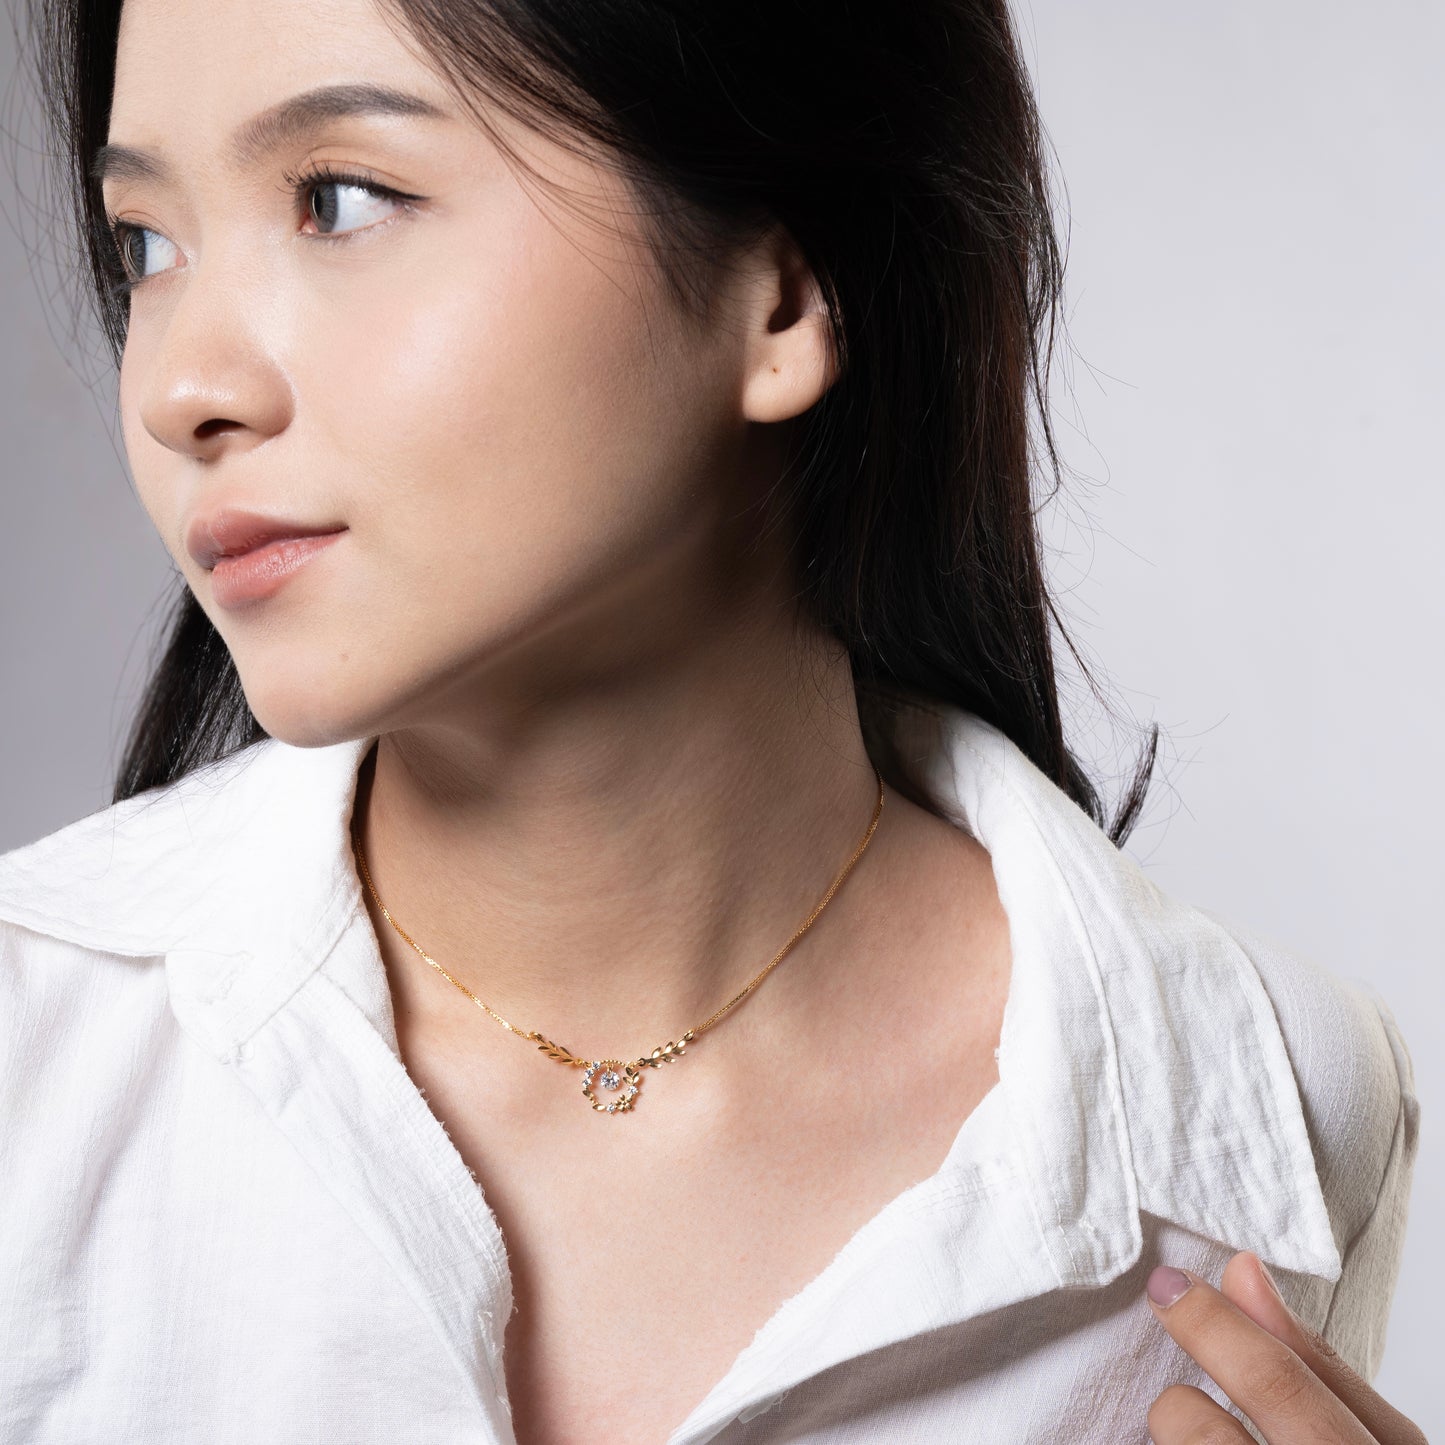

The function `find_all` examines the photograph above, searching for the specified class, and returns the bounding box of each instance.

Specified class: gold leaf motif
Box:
[643,1036,692,1068]
[530,1032,583,1067]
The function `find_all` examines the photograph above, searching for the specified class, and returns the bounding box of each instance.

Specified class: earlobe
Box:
[740,311,837,424]
[737,230,839,425]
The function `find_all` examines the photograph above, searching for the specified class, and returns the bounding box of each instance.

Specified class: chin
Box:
[247,709,361,751]
[237,667,380,752]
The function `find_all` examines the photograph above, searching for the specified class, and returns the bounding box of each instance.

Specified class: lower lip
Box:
[209,531,346,608]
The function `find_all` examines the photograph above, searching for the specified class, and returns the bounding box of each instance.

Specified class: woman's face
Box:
[103,0,819,745]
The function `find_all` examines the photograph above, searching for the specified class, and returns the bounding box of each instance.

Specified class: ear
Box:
[736,225,839,424]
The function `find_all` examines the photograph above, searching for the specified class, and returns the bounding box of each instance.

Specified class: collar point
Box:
[1255,1228,1344,1285]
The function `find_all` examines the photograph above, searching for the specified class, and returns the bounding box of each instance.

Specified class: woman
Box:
[0,0,1424,1441]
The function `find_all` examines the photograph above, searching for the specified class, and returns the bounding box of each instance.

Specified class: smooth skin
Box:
[1146,1251,1427,1444]
[101,0,1425,1440]
[104,0,1014,1438]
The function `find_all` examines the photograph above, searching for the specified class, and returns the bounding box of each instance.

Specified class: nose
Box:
[134,265,294,462]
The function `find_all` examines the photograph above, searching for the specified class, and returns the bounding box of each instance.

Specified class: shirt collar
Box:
[900,701,1342,1282]
[0,705,1343,1297]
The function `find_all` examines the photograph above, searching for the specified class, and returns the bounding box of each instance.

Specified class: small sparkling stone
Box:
[599,1070,622,1091]
[606,1103,617,1113]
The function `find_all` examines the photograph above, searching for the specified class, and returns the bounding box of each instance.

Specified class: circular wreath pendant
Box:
[581,1059,643,1114]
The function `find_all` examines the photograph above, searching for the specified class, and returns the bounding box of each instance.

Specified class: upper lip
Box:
[186,507,347,570]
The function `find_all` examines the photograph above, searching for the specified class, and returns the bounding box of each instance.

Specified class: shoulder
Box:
[0,796,175,1071]
[0,733,377,1072]
[1193,906,1418,1257]
[909,701,1416,1277]
[0,914,179,1167]
[0,739,277,957]
[0,913,171,1066]
[0,746,268,1081]
[1197,910,1422,1379]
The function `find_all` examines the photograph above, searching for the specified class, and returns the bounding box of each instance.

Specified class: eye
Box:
[288,166,417,238]
[108,222,182,288]
[100,166,421,296]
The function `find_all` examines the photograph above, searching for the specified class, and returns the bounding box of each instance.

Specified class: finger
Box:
[1147,1383,1257,1444]
[1146,1263,1375,1444]
[1220,1251,1428,1445]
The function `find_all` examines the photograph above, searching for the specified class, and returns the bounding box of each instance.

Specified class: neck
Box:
[352,601,885,1068]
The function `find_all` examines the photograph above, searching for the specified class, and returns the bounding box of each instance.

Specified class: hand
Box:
[1144,1250,1428,1443]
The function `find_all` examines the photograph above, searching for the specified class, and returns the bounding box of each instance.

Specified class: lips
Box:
[186,507,347,571]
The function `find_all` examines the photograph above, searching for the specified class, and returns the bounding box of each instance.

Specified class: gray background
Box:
[1,0,1438,1431]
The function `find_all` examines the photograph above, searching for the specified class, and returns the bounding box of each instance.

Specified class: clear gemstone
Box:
[599,1070,622,1091]
[606,1103,617,1113]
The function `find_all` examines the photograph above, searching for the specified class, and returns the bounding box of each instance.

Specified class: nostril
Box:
[195,417,244,440]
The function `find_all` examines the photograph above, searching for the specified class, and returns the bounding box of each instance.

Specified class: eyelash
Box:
[103,163,421,298]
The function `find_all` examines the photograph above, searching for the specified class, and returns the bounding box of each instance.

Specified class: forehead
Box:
[108,0,449,141]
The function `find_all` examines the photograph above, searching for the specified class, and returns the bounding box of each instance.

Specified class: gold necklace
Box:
[351,769,885,1116]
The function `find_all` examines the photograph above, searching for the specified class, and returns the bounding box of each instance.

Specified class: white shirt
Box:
[0,703,1420,1444]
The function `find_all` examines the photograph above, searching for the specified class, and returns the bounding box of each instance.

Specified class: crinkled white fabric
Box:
[0,704,1420,1444]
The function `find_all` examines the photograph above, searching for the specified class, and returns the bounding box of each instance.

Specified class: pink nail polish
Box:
[1147,1265,1193,1308]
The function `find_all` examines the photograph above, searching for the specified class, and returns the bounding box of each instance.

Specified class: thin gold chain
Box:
[351,767,885,1103]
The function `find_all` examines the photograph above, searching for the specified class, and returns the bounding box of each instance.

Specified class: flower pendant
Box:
[581,1059,643,1113]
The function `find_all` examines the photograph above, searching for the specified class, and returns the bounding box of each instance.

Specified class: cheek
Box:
[301,208,722,620]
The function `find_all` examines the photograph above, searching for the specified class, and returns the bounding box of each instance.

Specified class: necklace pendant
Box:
[581,1059,643,1114]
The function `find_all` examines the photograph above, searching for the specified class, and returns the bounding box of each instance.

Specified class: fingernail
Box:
[1147,1265,1194,1308]
[1255,1254,1284,1303]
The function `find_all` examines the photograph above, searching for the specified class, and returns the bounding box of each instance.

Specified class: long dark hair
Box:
[31,0,1158,844]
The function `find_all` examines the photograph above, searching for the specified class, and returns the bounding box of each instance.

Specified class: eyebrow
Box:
[90,82,451,186]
